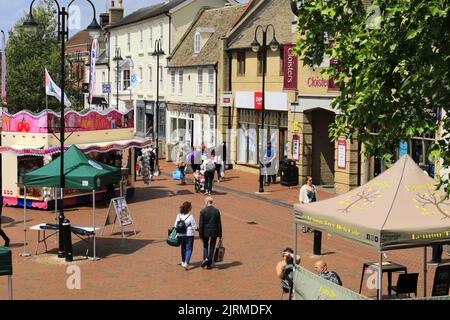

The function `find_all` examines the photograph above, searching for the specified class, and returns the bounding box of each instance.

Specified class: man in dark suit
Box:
[199,197,222,269]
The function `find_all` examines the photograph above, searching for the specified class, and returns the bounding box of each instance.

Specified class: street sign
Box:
[102,83,111,93]
[82,83,89,93]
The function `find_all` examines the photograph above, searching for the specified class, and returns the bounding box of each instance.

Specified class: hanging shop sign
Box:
[337,139,347,170]
[220,92,233,107]
[283,44,298,91]
[292,134,300,161]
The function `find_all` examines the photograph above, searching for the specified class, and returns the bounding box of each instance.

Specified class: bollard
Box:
[313,230,322,256]
[62,219,73,262]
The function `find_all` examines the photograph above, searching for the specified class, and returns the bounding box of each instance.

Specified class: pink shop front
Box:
[0,109,151,209]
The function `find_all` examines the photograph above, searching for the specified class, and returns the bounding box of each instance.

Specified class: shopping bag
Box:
[167,227,180,247]
[172,170,182,180]
[214,238,225,262]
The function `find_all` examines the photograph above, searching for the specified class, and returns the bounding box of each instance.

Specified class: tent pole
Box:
[20,186,30,257]
[54,188,58,244]
[424,246,427,297]
[378,251,383,300]
[91,190,99,261]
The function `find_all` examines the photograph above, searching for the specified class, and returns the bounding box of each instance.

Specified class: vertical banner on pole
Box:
[88,38,98,104]
[292,134,300,161]
[337,139,347,170]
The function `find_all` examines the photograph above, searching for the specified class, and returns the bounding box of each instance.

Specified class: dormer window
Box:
[194,31,201,54]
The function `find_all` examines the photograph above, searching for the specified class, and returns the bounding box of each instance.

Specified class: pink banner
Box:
[283,44,297,91]
[2,109,134,133]
[1,31,6,105]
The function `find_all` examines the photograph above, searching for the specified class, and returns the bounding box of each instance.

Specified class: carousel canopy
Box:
[24,145,121,190]
[294,155,450,251]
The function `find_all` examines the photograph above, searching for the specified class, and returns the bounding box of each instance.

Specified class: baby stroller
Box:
[193,170,205,194]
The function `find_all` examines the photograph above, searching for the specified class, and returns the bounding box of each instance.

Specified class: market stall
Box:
[0,109,151,209]
[23,145,121,259]
[293,155,450,299]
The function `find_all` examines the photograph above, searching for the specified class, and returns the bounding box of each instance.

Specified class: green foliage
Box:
[294,0,450,192]
[6,0,63,113]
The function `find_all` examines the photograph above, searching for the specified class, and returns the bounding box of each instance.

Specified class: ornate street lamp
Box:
[23,0,101,262]
[250,24,279,193]
[152,38,165,171]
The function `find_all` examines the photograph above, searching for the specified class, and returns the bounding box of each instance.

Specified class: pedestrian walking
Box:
[201,153,215,196]
[211,149,224,182]
[176,142,188,185]
[0,196,10,247]
[199,197,222,269]
[174,201,197,270]
[148,146,156,180]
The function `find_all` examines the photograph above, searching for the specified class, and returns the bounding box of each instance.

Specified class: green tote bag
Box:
[167,227,180,247]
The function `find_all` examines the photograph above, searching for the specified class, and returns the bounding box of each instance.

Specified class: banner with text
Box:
[283,44,297,91]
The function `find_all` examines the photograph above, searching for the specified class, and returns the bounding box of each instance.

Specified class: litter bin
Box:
[280,159,299,187]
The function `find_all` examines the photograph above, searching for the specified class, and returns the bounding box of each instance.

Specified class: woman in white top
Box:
[299,176,317,233]
[174,201,198,270]
[211,149,224,182]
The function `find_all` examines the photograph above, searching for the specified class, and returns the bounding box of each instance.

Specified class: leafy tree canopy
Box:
[294,0,450,195]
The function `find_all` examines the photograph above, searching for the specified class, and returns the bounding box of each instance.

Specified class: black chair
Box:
[389,273,419,298]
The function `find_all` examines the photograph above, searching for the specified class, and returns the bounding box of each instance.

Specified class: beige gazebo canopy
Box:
[294,154,450,251]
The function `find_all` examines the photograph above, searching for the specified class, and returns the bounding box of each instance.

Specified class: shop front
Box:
[0,109,151,209]
[166,103,216,151]
[235,91,288,170]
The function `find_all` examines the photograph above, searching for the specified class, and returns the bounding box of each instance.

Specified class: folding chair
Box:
[389,273,419,298]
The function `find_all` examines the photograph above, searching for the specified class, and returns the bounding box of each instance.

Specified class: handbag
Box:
[167,227,180,247]
[214,238,225,262]
[172,169,182,180]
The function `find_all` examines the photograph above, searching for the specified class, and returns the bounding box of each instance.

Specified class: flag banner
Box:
[45,68,72,107]
[128,68,143,90]
[89,38,98,104]
[1,31,6,105]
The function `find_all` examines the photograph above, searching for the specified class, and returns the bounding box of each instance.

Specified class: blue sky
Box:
[0,0,247,38]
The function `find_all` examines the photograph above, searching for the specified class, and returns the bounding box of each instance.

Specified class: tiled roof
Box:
[108,0,185,29]
[67,30,92,47]
[168,4,246,68]
[227,0,294,50]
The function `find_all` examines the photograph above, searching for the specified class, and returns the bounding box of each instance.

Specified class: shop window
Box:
[237,51,246,76]
[123,69,130,90]
[178,70,183,95]
[197,68,203,96]
[148,27,153,50]
[194,32,201,54]
[207,68,214,97]
[170,70,176,95]
[159,106,166,141]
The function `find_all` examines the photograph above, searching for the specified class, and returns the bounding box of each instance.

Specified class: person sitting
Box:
[314,260,342,286]
[276,248,301,297]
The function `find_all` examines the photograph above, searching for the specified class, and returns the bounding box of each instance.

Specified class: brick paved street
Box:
[0,161,447,300]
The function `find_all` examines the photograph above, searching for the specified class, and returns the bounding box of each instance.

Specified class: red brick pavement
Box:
[0,160,446,300]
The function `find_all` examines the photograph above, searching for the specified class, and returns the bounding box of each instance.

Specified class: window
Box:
[123,69,130,90]
[237,51,246,75]
[148,66,153,92]
[207,68,214,96]
[159,24,164,50]
[139,30,143,50]
[159,66,163,91]
[170,70,176,95]
[127,33,131,52]
[178,70,183,95]
[139,67,143,82]
[194,31,201,54]
[279,46,284,76]
[148,27,153,49]
[257,51,263,76]
[197,68,203,95]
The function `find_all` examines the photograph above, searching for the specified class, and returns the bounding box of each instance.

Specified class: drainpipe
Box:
[214,63,218,147]
[165,13,172,54]
[226,50,233,169]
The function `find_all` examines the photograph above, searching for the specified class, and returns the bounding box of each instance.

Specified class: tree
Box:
[6,0,61,113]
[294,0,450,195]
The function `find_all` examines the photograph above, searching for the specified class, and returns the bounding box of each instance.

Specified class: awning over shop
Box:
[166,103,215,115]
[0,137,151,156]
[294,155,450,251]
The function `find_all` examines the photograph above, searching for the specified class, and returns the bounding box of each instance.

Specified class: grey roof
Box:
[108,0,186,29]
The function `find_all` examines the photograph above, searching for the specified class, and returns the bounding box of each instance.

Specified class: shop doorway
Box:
[311,109,335,185]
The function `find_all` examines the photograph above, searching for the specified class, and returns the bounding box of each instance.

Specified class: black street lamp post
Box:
[250,25,279,193]
[23,0,101,262]
[73,51,85,109]
[152,39,165,169]
[113,47,123,110]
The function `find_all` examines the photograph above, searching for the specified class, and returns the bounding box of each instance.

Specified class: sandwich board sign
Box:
[103,197,136,242]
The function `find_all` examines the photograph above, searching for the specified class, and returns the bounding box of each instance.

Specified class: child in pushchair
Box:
[193,169,205,193]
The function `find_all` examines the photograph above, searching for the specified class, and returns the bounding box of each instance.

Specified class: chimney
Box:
[109,0,124,25]
[100,13,109,28]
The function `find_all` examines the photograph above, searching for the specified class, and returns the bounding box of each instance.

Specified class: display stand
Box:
[103,197,136,246]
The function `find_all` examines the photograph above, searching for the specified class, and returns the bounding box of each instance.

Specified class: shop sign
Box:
[102,83,111,94]
[292,134,300,161]
[220,92,233,107]
[235,92,288,111]
[283,44,297,91]
[307,77,331,88]
[337,139,347,169]
[293,120,300,132]
[254,92,263,110]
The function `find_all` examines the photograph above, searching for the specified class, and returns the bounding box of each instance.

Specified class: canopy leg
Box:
[424,247,427,297]
[90,190,99,261]
[378,251,383,300]
[20,186,30,257]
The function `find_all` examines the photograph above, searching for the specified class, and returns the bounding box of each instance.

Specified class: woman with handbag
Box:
[176,143,187,185]
[174,201,197,270]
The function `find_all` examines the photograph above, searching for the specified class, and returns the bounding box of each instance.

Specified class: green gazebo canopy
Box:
[24,145,121,190]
